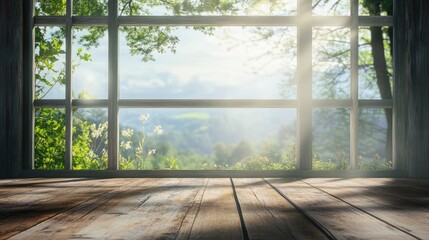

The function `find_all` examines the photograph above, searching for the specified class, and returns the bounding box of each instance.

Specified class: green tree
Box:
[34,0,244,169]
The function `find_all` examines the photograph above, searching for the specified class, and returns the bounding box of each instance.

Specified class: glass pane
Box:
[358,27,393,99]
[119,0,296,16]
[119,108,296,170]
[313,27,350,99]
[35,27,66,99]
[312,0,350,16]
[72,27,108,99]
[73,0,108,16]
[359,0,392,16]
[120,26,297,99]
[73,108,108,170]
[358,108,392,170]
[34,108,65,170]
[35,0,66,16]
[313,108,350,170]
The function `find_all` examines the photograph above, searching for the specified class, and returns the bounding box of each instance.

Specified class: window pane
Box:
[35,27,66,100]
[358,27,393,99]
[73,108,108,170]
[73,0,108,16]
[358,108,392,170]
[313,108,350,170]
[34,108,65,170]
[73,27,108,99]
[35,0,66,16]
[312,0,350,16]
[119,108,296,170]
[119,26,297,99]
[313,27,350,99]
[118,0,296,16]
[359,0,392,16]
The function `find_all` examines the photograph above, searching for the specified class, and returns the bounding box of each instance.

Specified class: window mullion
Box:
[108,0,119,170]
[350,0,359,169]
[297,0,312,170]
[65,0,73,170]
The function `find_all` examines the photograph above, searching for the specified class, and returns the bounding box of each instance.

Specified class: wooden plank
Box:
[0,178,137,239]
[303,178,429,239]
[75,178,207,239]
[8,178,162,239]
[186,178,243,240]
[233,178,327,239]
[347,178,429,207]
[267,178,414,239]
[405,0,429,177]
[0,178,136,200]
[0,0,22,178]
[18,178,206,239]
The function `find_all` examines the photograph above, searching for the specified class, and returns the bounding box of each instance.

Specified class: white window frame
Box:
[24,0,397,177]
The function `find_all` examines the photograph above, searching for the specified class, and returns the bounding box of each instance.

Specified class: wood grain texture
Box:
[0,178,137,239]
[233,178,327,239]
[303,178,429,239]
[405,0,429,177]
[186,178,243,240]
[11,178,207,240]
[2,178,429,239]
[267,178,414,240]
[0,0,22,178]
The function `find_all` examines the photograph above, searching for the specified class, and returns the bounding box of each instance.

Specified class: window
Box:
[28,0,393,173]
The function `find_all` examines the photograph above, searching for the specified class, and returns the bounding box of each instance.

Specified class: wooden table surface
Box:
[1,178,428,240]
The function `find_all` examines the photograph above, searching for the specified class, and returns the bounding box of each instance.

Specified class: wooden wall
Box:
[403,0,429,177]
[0,0,22,178]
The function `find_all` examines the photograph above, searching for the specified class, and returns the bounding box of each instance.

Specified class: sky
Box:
[70,26,297,100]
[33,0,391,161]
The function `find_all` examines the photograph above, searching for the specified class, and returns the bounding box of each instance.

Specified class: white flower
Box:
[121,129,134,138]
[136,146,143,155]
[91,122,108,139]
[139,114,150,123]
[120,141,132,150]
[148,149,156,156]
[153,125,163,135]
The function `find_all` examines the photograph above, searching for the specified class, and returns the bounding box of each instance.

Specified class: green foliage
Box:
[166,156,179,170]
[312,150,350,170]
[358,154,392,170]
[34,109,66,169]
[34,108,108,170]
[123,26,180,62]
[34,0,393,171]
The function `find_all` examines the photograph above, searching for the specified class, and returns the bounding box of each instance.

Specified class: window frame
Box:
[23,0,401,177]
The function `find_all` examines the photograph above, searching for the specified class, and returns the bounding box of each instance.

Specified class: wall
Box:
[0,0,22,178]
[404,0,429,177]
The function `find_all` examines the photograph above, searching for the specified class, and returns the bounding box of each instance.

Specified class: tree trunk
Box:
[368,3,393,163]
[370,26,393,162]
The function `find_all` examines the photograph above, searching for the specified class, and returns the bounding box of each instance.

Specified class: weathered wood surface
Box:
[0,0,22,178]
[10,178,205,239]
[233,178,327,239]
[266,178,415,240]
[186,178,243,240]
[0,178,138,240]
[405,0,429,177]
[303,178,429,239]
[2,178,429,240]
